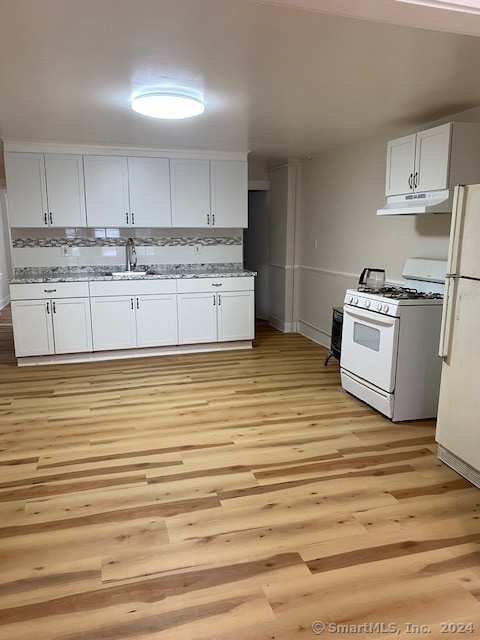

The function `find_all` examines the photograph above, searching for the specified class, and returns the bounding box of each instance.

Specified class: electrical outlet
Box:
[194,245,202,254]
[313,238,318,251]
[61,246,71,257]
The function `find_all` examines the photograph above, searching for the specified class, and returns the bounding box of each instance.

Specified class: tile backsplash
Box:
[11,227,243,269]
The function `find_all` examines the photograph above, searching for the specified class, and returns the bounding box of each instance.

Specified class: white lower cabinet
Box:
[177,277,255,345]
[10,283,92,357]
[135,294,178,347]
[90,296,137,350]
[217,290,255,341]
[11,300,54,356]
[177,293,218,344]
[89,280,178,351]
[10,276,254,362]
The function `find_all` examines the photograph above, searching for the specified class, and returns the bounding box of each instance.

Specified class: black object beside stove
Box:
[324,306,343,366]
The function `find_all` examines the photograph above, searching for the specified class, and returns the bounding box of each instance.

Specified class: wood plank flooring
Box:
[0,320,479,639]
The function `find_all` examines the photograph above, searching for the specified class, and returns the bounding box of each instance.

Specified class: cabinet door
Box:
[385,134,416,196]
[217,291,255,341]
[128,157,172,227]
[90,296,136,350]
[210,160,248,227]
[44,154,87,227]
[84,156,130,227]
[4,152,48,227]
[11,300,54,356]
[170,159,210,227]
[177,293,217,344]
[135,294,178,347]
[415,123,451,192]
[52,298,92,354]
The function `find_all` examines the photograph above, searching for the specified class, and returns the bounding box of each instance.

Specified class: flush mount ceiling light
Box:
[131,92,205,119]
[395,0,480,14]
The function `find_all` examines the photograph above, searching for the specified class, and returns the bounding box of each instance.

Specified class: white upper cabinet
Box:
[385,134,416,196]
[84,155,130,227]
[84,155,171,227]
[5,152,86,227]
[5,147,247,229]
[385,122,480,197]
[128,157,172,227]
[170,159,211,227]
[211,160,248,228]
[171,159,247,228]
[414,125,451,193]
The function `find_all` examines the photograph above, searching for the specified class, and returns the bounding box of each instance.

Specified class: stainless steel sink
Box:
[102,270,150,278]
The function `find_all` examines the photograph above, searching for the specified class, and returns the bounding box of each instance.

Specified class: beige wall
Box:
[248,158,270,182]
[295,131,455,346]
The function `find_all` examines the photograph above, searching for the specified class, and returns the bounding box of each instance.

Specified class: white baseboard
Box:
[0,295,10,310]
[268,316,295,333]
[297,320,330,349]
[16,340,253,367]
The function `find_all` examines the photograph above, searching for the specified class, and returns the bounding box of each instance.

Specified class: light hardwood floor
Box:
[0,320,479,639]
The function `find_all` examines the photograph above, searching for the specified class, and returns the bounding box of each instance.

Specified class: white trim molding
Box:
[3,139,247,161]
[297,320,330,348]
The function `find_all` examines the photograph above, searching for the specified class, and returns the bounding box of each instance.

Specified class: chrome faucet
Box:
[125,237,137,271]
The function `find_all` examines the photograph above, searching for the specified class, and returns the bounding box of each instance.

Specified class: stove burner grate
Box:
[357,285,443,300]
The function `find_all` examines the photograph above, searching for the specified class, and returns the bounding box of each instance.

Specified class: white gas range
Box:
[340,258,446,422]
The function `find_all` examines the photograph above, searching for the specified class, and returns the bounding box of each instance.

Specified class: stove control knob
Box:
[353,297,359,305]
[376,302,382,311]
[383,304,389,314]
[346,295,352,304]
[364,299,371,309]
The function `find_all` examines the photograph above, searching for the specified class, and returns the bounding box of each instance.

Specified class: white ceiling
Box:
[2,0,480,164]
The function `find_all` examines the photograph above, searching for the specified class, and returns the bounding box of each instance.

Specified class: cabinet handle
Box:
[52,301,56,314]
[212,214,215,226]
[408,173,413,189]
[43,289,56,293]
[218,294,221,305]
[212,283,222,287]
[213,294,216,305]
[126,212,129,225]
[207,214,210,225]
[131,298,134,310]
[49,212,53,225]
[131,212,135,225]
[44,212,48,226]
[414,171,418,189]
[46,302,50,314]
[136,298,139,309]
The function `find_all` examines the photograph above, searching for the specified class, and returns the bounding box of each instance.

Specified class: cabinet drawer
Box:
[10,282,90,300]
[177,277,254,294]
[89,279,176,297]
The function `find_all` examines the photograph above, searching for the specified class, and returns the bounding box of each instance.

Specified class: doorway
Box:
[244,189,270,320]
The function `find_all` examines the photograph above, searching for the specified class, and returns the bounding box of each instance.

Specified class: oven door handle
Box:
[343,307,396,328]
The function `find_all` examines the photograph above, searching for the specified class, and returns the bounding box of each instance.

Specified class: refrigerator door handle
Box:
[447,185,465,277]
[439,276,455,359]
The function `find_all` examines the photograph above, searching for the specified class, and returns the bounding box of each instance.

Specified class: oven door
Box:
[341,305,400,392]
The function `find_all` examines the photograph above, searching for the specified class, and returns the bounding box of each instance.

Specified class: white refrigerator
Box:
[436,183,480,488]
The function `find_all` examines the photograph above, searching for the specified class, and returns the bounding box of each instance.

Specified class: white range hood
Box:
[377,189,453,215]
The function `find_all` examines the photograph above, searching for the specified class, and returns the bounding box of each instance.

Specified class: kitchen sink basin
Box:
[102,270,152,278]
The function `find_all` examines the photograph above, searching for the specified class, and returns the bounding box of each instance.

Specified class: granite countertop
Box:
[10,264,257,284]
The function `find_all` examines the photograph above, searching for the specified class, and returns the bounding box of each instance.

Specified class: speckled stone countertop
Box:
[10,263,257,284]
